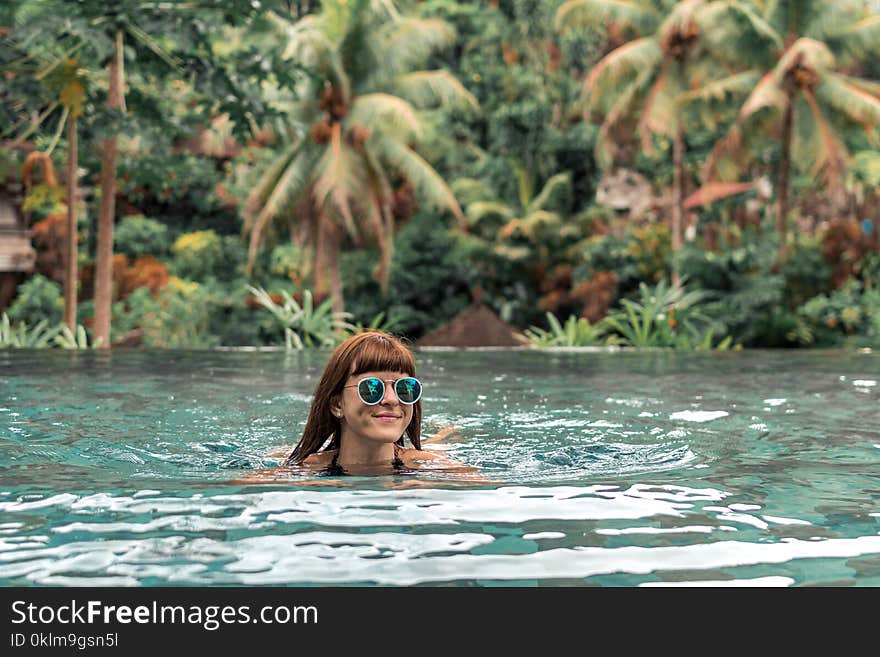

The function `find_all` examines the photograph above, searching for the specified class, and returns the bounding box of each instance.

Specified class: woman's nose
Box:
[380,384,398,405]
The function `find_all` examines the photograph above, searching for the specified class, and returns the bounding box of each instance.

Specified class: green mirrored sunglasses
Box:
[343,377,422,405]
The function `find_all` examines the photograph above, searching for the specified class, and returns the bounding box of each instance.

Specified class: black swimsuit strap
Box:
[324,443,405,476]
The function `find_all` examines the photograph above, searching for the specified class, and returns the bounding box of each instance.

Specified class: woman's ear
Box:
[330,396,343,419]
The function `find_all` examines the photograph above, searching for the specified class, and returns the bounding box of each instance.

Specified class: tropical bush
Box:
[603,279,728,349]
[0,313,98,350]
[248,286,354,350]
[54,324,101,349]
[0,312,61,348]
[114,216,170,259]
[5,275,64,327]
[797,280,880,348]
[523,312,606,347]
[342,211,473,339]
[577,224,672,300]
[170,231,246,284]
[111,282,219,348]
[675,234,832,347]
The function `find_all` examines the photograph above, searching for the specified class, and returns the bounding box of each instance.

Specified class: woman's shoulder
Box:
[302,450,337,466]
[398,446,473,470]
[397,446,441,461]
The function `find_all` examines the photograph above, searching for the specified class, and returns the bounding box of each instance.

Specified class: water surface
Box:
[1,349,878,586]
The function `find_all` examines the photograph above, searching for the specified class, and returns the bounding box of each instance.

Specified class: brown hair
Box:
[284,331,422,465]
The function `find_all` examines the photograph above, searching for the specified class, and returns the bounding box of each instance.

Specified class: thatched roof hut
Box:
[416,302,525,347]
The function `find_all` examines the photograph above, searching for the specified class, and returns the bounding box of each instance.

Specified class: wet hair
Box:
[284,331,422,465]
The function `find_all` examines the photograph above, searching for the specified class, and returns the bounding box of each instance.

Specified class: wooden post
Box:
[64,112,78,332]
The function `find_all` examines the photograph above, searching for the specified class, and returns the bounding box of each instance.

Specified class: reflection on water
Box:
[1,349,878,586]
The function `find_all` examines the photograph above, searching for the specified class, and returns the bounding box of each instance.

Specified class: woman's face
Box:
[334,370,415,447]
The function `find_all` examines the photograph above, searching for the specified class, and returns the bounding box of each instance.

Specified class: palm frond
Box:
[373,135,463,223]
[594,64,656,169]
[244,140,304,230]
[849,150,880,187]
[834,74,880,99]
[271,12,351,97]
[123,18,180,70]
[740,71,785,119]
[556,0,660,34]
[801,88,847,192]
[582,37,662,110]
[826,14,880,60]
[465,201,515,227]
[680,70,763,106]
[702,123,747,182]
[525,173,572,215]
[392,70,479,111]
[818,73,880,131]
[374,18,456,78]
[246,147,314,274]
[349,93,421,141]
[313,122,360,238]
[360,141,394,292]
[452,178,494,205]
[774,38,835,88]
[637,60,676,153]
[697,1,782,53]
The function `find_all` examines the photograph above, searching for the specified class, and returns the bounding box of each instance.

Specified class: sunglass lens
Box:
[358,378,384,404]
[395,377,421,404]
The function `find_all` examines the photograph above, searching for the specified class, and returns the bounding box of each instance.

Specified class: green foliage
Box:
[111,284,220,348]
[603,278,724,349]
[523,312,606,347]
[170,230,246,282]
[577,223,672,296]
[675,233,837,347]
[144,284,219,348]
[6,275,64,327]
[22,183,65,220]
[172,230,223,280]
[0,313,61,348]
[114,215,170,259]
[248,286,354,350]
[54,324,101,349]
[346,310,405,336]
[342,211,472,339]
[268,243,307,285]
[797,280,880,348]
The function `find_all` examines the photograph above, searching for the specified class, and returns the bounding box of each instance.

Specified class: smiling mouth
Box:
[373,414,401,420]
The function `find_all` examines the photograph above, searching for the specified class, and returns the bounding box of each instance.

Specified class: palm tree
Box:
[555,0,710,282]
[456,169,573,267]
[4,13,97,334]
[244,0,476,313]
[688,0,880,260]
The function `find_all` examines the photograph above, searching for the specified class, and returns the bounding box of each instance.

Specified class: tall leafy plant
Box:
[244,0,477,313]
[689,0,880,259]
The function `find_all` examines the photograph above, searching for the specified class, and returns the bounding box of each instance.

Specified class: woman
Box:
[283,330,473,477]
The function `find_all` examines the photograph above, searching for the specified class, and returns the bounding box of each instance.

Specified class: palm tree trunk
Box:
[313,212,344,314]
[64,112,78,332]
[671,126,684,286]
[327,223,344,316]
[777,94,794,261]
[313,212,328,301]
[94,30,125,349]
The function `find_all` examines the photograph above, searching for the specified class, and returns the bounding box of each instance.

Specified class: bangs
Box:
[350,335,416,377]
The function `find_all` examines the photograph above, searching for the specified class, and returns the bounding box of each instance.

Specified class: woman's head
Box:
[285,331,422,465]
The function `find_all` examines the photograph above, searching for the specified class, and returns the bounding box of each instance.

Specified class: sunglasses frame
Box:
[343,377,422,406]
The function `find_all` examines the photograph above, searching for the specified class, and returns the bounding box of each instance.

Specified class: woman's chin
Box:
[367,432,404,445]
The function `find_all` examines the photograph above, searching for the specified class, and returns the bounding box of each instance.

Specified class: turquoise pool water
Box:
[1,348,878,586]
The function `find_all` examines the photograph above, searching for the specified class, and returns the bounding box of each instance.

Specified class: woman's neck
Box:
[337,439,396,467]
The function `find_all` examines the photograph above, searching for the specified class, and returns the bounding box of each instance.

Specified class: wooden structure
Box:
[0,181,35,310]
